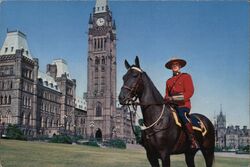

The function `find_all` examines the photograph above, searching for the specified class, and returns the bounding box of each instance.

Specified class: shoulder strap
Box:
[168,73,182,96]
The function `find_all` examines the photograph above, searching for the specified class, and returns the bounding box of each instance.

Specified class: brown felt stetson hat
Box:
[165,57,187,69]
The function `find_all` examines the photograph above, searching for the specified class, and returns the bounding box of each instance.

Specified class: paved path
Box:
[127,144,250,159]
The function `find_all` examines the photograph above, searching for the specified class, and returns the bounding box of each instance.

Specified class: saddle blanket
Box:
[172,112,207,136]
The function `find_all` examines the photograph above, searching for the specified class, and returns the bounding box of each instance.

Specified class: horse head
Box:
[119,56,144,105]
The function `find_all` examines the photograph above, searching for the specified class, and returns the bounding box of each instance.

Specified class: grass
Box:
[0,139,249,167]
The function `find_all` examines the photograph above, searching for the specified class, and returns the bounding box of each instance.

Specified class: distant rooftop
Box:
[0,30,32,59]
[38,71,60,92]
[75,96,87,111]
[95,0,108,13]
[52,59,71,79]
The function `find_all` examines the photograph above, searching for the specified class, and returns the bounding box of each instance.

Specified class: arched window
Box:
[7,111,11,123]
[0,96,2,104]
[22,113,25,125]
[50,119,53,127]
[100,38,103,49]
[8,95,11,104]
[29,98,32,107]
[95,57,100,65]
[94,38,97,49]
[102,57,105,64]
[104,38,106,49]
[97,38,100,49]
[96,102,102,117]
[45,118,48,128]
[4,95,7,104]
[27,113,30,125]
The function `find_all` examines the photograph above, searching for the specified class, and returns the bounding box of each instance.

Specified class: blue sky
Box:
[0,1,249,127]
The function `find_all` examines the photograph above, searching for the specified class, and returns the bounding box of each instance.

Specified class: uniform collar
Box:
[173,71,181,76]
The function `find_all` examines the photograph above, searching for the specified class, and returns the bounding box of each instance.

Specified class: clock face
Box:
[96,18,105,26]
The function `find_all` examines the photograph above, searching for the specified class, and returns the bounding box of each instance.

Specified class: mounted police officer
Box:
[164,57,199,150]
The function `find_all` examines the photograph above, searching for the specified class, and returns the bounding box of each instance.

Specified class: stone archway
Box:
[95,128,102,141]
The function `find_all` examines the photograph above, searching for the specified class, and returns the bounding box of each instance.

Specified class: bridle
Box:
[121,67,167,132]
[121,66,143,105]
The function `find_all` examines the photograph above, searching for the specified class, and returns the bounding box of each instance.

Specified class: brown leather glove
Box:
[164,96,173,103]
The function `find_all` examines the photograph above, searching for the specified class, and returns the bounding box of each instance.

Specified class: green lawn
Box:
[0,140,249,167]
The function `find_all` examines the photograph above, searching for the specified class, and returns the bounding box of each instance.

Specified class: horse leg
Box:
[161,155,170,167]
[185,151,196,167]
[146,152,160,167]
[201,148,214,167]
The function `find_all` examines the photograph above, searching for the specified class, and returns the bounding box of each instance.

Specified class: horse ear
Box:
[124,60,131,69]
[135,56,141,68]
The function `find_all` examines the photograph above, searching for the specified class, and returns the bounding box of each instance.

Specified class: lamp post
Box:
[89,121,95,139]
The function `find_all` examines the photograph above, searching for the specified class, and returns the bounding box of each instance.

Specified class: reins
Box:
[122,67,169,135]
[140,104,166,130]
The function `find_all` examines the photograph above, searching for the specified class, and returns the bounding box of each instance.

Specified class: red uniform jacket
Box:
[165,73,194,109]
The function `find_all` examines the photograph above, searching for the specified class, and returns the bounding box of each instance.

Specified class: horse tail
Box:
[192,113,215,167]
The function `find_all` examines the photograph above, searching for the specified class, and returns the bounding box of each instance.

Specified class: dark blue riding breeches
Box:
[176,107,191,124]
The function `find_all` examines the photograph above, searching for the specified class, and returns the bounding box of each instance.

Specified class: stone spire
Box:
[220,104,223,114]
[88,14,93,24]
[113,20,116,30]
[95,0,108,14]
[0,30,32,59]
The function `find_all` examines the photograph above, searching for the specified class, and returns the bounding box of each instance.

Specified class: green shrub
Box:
[243,145,250,152]
[5,124,26,140]
[134,125,142,144]
[71,135,83,142]
[214,146,223,152]
[50,134,72,144]
[81,139,99,147]
[109,139,126,149]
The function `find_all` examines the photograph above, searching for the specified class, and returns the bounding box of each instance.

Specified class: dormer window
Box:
[26,50,29,55]
[102,6,104,10]
[5,47,8,53]
[11,47,14,52]
[44,81,48,86]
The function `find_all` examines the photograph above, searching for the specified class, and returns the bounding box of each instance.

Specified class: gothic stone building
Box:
[214,109,250,149]
[0,0,135,143]
[0,30,87,137]
[86,0,135,142]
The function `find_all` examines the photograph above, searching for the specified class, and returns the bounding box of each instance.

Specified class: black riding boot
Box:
[185,122,200,150]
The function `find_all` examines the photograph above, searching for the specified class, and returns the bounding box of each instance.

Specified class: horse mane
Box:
[143,72,164,103]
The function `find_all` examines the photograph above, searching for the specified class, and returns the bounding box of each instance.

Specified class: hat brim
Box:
[165,59,186,69]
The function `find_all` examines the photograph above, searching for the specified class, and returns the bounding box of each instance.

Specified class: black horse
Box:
[119,57,215,167]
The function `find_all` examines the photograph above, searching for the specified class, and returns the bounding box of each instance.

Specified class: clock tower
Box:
[86,0,117,140]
